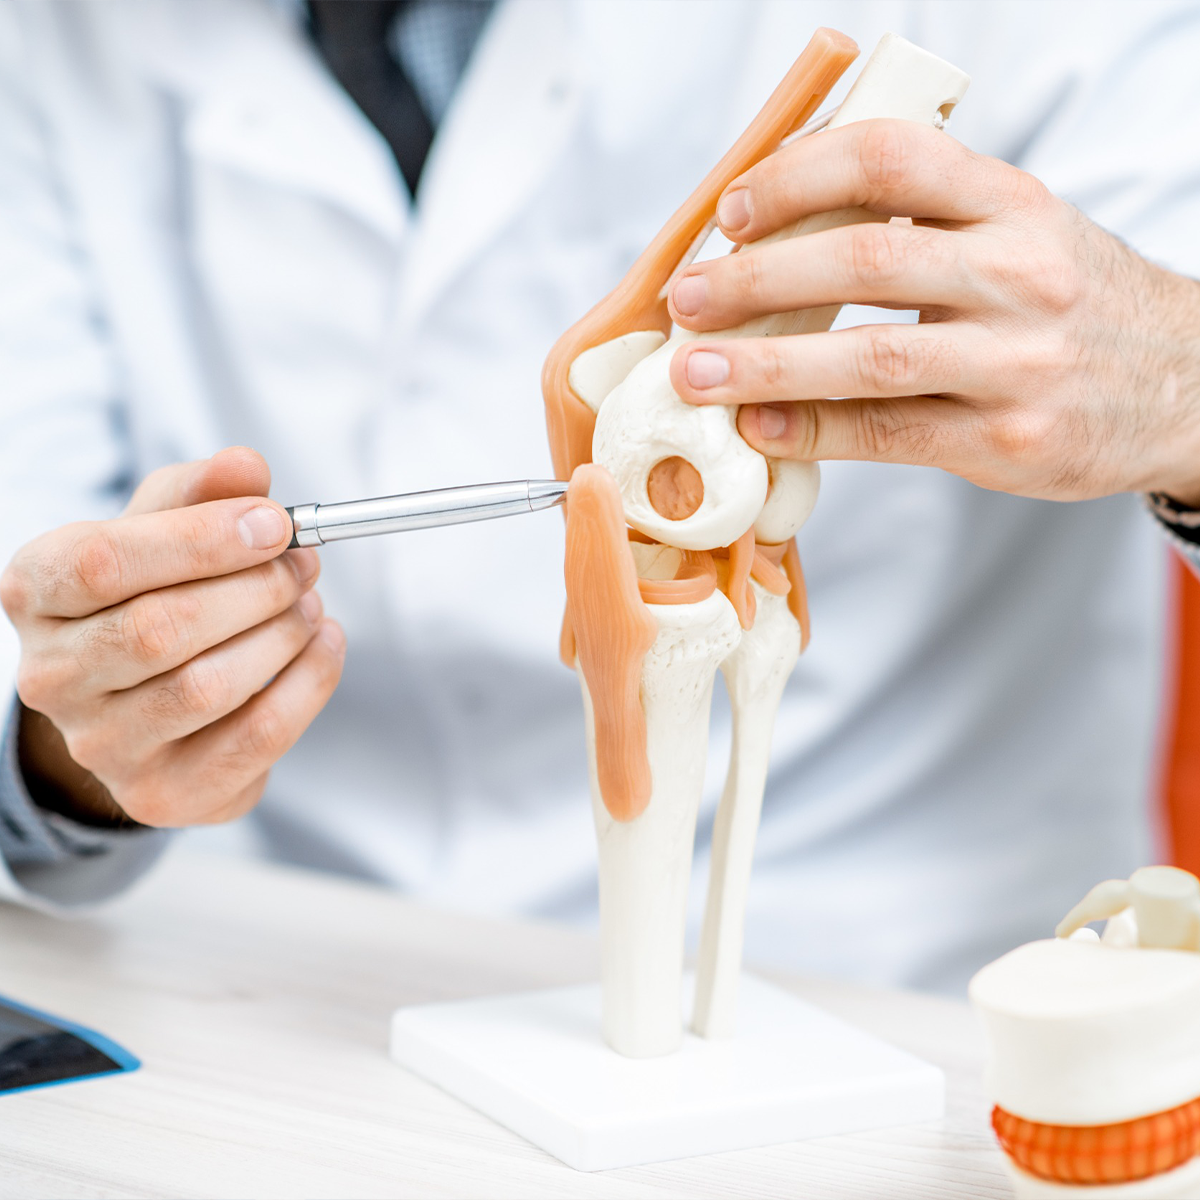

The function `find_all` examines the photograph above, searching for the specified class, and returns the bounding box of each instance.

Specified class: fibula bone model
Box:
[971,866,1200,1198]
[541,30,970,1059]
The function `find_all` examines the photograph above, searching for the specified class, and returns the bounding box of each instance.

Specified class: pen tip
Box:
[528,480,570,510]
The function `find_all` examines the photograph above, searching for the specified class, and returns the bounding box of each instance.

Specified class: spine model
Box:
[543,30,969,1058]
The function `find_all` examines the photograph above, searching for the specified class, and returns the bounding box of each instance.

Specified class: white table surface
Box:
[0,851,1013,1199]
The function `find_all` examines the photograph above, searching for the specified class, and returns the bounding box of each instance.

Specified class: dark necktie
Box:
[308,0,434,197]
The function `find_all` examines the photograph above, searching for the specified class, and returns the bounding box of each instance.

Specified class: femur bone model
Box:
[541,29,970,1058]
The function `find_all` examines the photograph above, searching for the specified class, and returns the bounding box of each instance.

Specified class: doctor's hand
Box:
[0,448,346,829]
[667,119,1200,506]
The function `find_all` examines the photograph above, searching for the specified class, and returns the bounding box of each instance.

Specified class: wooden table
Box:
[0,852,1012,1199]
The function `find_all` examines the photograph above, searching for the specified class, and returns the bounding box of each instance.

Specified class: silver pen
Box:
[285,479,569,548]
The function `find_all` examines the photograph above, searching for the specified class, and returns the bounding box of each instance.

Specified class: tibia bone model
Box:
[543,30,969,1058]
[584,590,742,1056]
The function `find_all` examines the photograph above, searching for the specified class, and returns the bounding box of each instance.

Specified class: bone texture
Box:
[581,592,741,1058]
[558,34,971,1059]
[693,584,801,1037]
[594,34,970,552]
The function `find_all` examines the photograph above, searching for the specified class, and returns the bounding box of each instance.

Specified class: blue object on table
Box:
[0,993,139,1096]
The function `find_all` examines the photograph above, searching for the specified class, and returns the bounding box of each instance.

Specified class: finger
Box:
[171,619,345,820]
[124,447,272,516]
[202,770,271,827]
[114,592,326,752]
[672,324,984,407]
[122,448,316,620]
[73,548,321,693]
[715,120,1037,243]
[116,765,272,830]
[669,221,982,332]
[16,495,295,619]
[737,396,983,468]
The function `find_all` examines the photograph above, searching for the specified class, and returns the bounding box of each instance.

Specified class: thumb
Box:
[123,447,273,516]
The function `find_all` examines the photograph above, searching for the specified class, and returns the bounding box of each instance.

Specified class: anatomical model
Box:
[541,30,969,1059]
[970,866,1200,1198]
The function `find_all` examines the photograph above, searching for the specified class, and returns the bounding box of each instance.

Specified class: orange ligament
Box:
[540,29,859,483]
[751,547,791,596]
[781,539,811,651]
[637,550,718,606]
[724,528,757,630]
[564,465,658,822]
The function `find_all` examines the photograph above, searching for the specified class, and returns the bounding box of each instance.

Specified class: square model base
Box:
[389,974,944,1171]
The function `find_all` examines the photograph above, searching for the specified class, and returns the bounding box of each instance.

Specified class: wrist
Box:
[1138,270,1200,508]
[1164,484,1200,510]
[16,705,135,829]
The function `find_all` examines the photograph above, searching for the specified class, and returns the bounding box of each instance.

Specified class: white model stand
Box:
[390,973,944,1171]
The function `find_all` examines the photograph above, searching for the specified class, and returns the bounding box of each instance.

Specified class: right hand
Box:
[0,447,346,828]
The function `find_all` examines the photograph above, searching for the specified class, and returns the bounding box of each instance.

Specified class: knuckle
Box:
[117,783,171,828]
[15,658,57,712]
[857,121,913,198]
[73,612,126,677]
[862,328,917,393]
[159,658,225,724]
[240,705,290,762]
[847,224,904,288]
[1006,168,1052,216]
[759,342,788,391]
[63,726,111,774]
[988,409,1055,459]
[70,529,124,605]
[0,560,31,620]
[317,642,345,688]
[1020,249,1082,315]
[788,404,821,459]
[238,774,270,809]
[260,560,300,613]
[124,593,189,666]
[177,508,232,575]
[738,251,767,306]
[855,403,903,457]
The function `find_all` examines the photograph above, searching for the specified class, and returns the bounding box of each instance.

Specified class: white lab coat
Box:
[1,0,1196,991]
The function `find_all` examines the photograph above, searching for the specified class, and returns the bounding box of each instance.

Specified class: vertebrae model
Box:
[970,866,1200,1198]
[542,30,969,1059]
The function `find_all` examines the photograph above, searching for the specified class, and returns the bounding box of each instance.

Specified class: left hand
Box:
[667,119,1200,506]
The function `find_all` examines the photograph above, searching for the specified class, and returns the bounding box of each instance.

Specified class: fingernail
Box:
[717,188,751,233]
[686,350,730,390]
[287,548,320,584]
[672,274,707,317]
[320,620,346,655]
[238,505,286,550]
[297,590,322,625]
[756,405,789,441]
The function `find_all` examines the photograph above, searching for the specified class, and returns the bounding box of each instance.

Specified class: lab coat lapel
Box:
[144,0,409,248]
[395,0,583,327]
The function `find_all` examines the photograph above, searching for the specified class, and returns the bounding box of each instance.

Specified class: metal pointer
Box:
[284,479,569,548]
